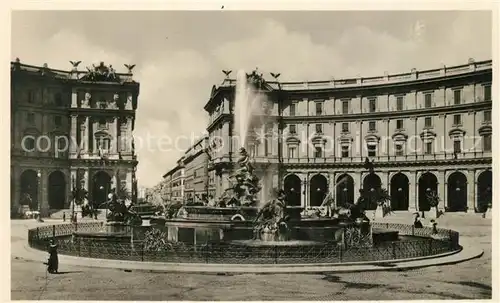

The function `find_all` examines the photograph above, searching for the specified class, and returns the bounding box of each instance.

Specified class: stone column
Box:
[120,121,127,152]
[71,89,78,108]
[70,115,78,155]
[381,171,389,190]
[467,170,476,213]
[111,117,117,154]
[39,170,49,216]
[409,171,417,211]
[12,166,21,213]
[79,117,87,154]
[126,117,133,153]
[82,169,89,192]
[438,170,446,210]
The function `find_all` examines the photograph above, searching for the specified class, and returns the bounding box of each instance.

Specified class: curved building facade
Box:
[204,59,492,213]
[11,59,140,216]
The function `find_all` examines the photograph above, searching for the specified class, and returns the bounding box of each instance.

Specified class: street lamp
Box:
[71,175,76,222]
[100,185,108,219]
[36,170,43,222]
[343,187,348,206]
[370,187,375,209]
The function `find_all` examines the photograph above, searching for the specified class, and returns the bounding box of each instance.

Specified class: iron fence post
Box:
[141,241,144,262]
[36,227,39,240]
[392,242,396,259]
[52,225,56,240]
[411,225,415,236]
[339,245,343,263]
[274,245,278,264]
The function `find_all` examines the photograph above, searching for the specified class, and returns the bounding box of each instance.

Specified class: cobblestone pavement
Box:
[11,215,492,300]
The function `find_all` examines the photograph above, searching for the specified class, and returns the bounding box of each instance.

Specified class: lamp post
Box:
[36,170,43,222]
[370,187,375,209]
[71,175,76,222]
[398,187,402,211]
[100,185,108,219]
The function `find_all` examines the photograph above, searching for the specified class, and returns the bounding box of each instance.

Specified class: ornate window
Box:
[453,114,462,126]
[289,103,296,116]
[314,146,323,158]
[392,132,408,156]
[484,85,491,101]
[369,98,377,113]
[342,100,349,114]
[341,122,349,133]
[288,146,297,158]
[27,113,35,124]
[424,117,433,128]
[425,141,434,154]
[424,93,432,108]
[396,119,404,130]
[453,89,462,105]
[396,96,404,111]
[483,134,492,152]
[55,93,63,106]
[483,110,491,123]
[54,116,62,127]
[420,130,437,155]
[368,121,376,132]
[341,145,349,158]
[367,144,376,157]
[95,131,112,155]
[315,102,323,116]
[395,143,404,156]
[98,118,107,129]
[453,139,462,153]
[478,125,492,152]
[364,134,380,157]
[315,123,323,134]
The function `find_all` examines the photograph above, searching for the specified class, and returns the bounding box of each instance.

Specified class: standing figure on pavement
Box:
[47,239,59,274]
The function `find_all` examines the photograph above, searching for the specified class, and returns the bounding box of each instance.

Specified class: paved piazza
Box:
[11,215,491,300]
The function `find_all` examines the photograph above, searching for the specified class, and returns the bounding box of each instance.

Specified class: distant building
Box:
[11,59,140,216]
[182,135,209,202]
[163,159,185,203]
[200,59,492,213]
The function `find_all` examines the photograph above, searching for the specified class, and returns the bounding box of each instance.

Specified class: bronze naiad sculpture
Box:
[101,192,142,226]
[253,189,291,241]
[219,147,261,207]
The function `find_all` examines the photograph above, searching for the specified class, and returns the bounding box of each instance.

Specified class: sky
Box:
[11,10,492,187]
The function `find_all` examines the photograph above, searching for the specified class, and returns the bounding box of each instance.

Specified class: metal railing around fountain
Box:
[27,222,460,265]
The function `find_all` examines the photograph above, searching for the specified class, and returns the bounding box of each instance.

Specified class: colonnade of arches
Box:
[282,170,492,212]
[17,169,118,210]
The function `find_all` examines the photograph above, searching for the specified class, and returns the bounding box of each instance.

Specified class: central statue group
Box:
[219,147,261,207]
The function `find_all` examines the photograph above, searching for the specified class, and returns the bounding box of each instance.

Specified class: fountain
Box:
[28,69,462,268]
[148,69,385,249]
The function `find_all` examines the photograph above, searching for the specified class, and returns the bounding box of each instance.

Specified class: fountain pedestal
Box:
[106,221,128,233]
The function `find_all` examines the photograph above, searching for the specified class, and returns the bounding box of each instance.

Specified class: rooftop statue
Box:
[81,62,119,82]
[246,68,266,89]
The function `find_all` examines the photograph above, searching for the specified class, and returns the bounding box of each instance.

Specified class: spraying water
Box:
[234,70,268,149]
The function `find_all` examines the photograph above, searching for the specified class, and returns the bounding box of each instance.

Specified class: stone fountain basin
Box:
[150,206,304,223]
